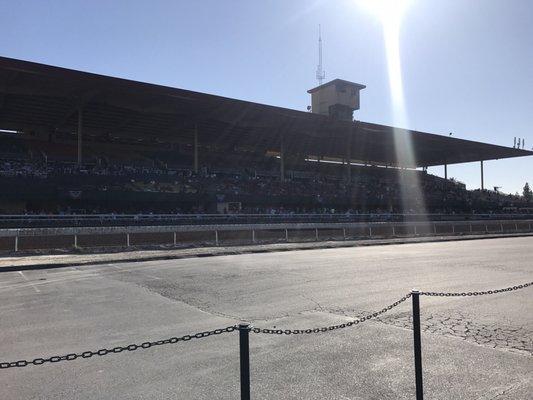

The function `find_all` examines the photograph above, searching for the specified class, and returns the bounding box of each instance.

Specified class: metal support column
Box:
[77,107,83,165]
[444,164,447,182]
[480,160,484,191]
[346,128,352,182]
[280,134,285,182]
[194,125,199,174]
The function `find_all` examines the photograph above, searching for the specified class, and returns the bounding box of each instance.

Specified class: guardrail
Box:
[1,213,533,229]
[2,281,531,400]
[1,219,532,253]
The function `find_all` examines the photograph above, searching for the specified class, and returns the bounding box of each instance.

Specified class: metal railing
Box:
[1,281,531,400]
[1,212,533,229]
[2,218,532,253]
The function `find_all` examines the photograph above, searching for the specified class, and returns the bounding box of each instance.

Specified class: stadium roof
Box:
[0,55,531,168]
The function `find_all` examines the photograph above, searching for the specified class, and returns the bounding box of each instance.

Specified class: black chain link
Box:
[420,281,533,297]
[2,281,532,369]
[252,293,412,335]
[0,325,236,369]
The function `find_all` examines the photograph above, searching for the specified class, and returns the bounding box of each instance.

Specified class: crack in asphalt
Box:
[482,382,525,399]
[324,306,532,356]
[378,311,532,356]
[299,293,325,312]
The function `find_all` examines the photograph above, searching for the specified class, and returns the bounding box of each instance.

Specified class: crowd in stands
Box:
[1,155,530,216]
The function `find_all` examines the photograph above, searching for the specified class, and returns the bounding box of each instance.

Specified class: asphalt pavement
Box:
[0,236,531,399]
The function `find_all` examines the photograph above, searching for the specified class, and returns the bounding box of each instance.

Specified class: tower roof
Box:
[308,79,366,94]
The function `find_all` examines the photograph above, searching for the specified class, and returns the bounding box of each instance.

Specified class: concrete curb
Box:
[1,232,533,272]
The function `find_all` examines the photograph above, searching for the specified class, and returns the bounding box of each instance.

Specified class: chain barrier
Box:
[0,325,237,369]
[1,280,532,370]
[252,293,412,335]
[420,281,533,297]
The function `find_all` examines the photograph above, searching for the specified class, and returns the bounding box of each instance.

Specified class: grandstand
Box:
[0,56,532,217]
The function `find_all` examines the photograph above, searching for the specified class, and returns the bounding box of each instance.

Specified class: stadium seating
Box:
[0,147,529,215]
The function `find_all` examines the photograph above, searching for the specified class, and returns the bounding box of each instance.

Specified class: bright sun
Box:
[354,0,414,109]
[356,0,412,27]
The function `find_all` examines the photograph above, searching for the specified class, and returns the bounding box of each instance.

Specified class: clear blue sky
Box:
[1,0,532,194]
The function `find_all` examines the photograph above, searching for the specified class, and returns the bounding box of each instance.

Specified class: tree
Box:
[523,182,532,202]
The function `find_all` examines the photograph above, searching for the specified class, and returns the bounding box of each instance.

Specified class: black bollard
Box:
[239,323,252,400]
[412,289,424,400]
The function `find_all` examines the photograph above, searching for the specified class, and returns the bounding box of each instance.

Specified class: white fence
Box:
[1,219,532,252]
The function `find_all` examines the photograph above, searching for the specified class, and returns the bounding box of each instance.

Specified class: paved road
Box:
[0,237,532,399]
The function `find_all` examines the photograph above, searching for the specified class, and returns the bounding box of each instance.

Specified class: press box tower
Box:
[308,79,366,121]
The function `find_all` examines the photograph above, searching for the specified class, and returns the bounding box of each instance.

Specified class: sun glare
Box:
[356,0,412,27]
[355,0,413,111]
[355,0,427,215]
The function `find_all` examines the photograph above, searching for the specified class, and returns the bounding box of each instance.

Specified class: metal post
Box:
[126,233,130,247]
[74,234,78,248]
[369,225,373,237]
[414,225,417,236]
[515,223,518,232]
[173,232,177,246]
[480,160,484,191]
[215,230,219,246]
[346,128,352,182]
[252,230,256,243]
[444,164,447,181]
[433,224,437,235]
[14,236,18,252]
[194,125,199,174]
[452,225,455,234]
[500,223,503,232]
[238,323,252,400]
[469,223,473,233]
[392,225,395,236]
[343,228,346,240]
[411,289,424,400]
[77,107,83,165]
[280,134,285,182]
[315,228,319,241]
[285,228,289,242]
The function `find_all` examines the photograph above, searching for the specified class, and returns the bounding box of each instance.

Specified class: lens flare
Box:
[356,0,428,216]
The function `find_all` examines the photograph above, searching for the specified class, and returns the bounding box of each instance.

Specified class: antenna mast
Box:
[316,25,325,85]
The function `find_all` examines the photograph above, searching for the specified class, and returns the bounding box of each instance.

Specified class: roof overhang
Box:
[0,56,531,168]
